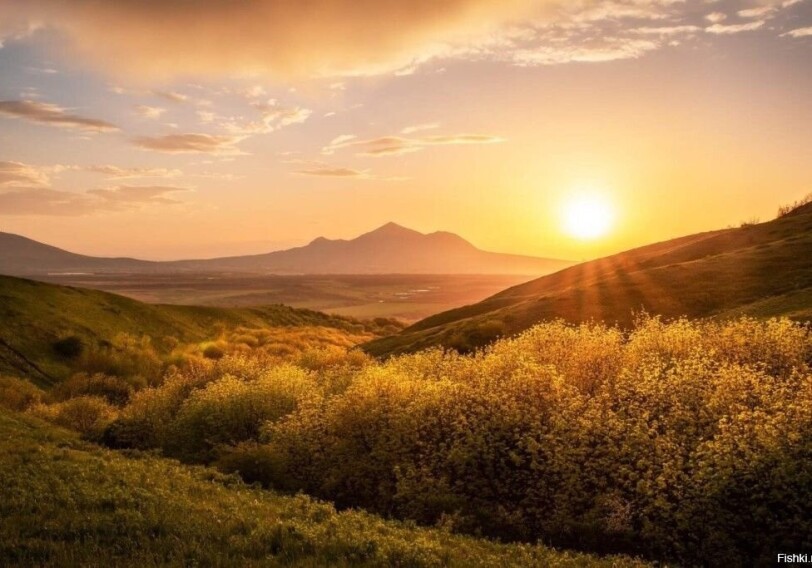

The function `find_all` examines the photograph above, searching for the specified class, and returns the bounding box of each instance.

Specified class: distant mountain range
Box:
[0,223,572,276]
[365,202,812,356]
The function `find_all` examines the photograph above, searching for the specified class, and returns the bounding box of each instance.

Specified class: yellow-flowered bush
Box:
[97,316,811,565]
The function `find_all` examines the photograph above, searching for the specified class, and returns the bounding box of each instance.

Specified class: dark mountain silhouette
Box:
[0,232,157,275]
[0,223,571,276]
[364,202,812,356]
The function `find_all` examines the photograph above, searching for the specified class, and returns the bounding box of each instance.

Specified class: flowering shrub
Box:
[97,316,812,564]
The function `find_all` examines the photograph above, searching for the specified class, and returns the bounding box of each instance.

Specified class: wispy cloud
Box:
[222,100,311,135]
[0,100,117,131]
[738,6,776,19]
[705,12,727,23]
[294,166,370,178]
[512,38,661,65]
[323,133,504,156]
[132,133,245,155]
[287,159,406,181]
[134,105,167,119]
[0,185,188,216]
[85,165,182,179]
[401,123,440,134]
[0,161,50,187]
[706,21,766,34]
[87,185,189,205]
[152,90,189,103]
[782,26,812,37]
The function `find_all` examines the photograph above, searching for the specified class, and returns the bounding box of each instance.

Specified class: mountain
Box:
[167,222,571,275]
[364,202,812,356]
[0,223,571,276]
[0,275,375,386]
[0,231,157,275]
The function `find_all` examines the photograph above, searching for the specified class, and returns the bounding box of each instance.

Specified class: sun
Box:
[561,192,615,240]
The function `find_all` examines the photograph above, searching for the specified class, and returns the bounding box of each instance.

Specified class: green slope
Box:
[0,275,369,385]
[0,408,646,567]
[365,203,812,356]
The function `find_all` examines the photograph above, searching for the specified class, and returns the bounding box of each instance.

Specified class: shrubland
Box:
[6,315,811,565]
[0,408,642,567]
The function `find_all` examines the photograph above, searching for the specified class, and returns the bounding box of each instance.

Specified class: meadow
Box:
[3,314,810,566]
[0,408,644,567]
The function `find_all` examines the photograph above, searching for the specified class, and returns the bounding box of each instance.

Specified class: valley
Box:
[36,272,530,322]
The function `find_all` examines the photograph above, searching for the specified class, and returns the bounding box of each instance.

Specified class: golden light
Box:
[561,192,615,240]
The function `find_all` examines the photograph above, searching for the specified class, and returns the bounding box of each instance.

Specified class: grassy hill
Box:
[365,202,812,356]
[0,408,646,567]
[0,275,383,386]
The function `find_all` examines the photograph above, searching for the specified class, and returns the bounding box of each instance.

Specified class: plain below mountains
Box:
[365,202,812,356]
[0,223,572,277]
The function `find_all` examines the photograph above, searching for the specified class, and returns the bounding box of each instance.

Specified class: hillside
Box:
[0,275,375,385]
[0,223,572,276]
[365,203,812,356]
[0,408,645,567]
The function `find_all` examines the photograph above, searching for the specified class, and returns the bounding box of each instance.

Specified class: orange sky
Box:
[0,0,810,261]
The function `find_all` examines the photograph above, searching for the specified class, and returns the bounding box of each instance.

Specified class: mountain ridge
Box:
[0,223,572,276]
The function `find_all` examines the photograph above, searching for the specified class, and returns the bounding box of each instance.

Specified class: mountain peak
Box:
[361,222,423,239]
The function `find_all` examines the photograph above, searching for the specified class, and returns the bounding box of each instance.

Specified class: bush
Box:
[105,316,812,565]
[203,344,226,360]
[75,334,164,384]
[52,336,84,359]
[165,365,316,462]
[29,396,117,440]
[52,373,136,406]
[777,192,812,217]
[0,376,47,411]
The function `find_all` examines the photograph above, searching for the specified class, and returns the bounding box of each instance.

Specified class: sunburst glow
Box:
[562,193,615,240]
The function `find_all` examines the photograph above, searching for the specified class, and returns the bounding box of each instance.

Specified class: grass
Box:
[0,275,397,385]
[0,407,647,567]
[366,201,812,356]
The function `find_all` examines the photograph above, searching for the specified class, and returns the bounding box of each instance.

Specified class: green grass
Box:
[0,407,647,567]
[0,275,384,385]
[366,203,812,356]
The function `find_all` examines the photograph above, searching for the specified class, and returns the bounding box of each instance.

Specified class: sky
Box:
[0,0,810,261]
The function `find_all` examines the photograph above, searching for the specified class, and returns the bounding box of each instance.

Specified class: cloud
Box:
[294,166,370,178]
[0,161,50,186]
[0,0,801,81]
[132,133,244,155]
[633,26,702,36]
[222,100,311,135]
[705,12,728,23]
[0,99,117,131]
[738,6,775,19]
[512,38,661,65]
[0,185,188,216]
[85,165,182,179]
[287,159,405,181]
[706,20,766,34]
[323,133,504,156]
[782,26,812,37]
[134,105,167,119]
[152,90,188,103]
[0,0,536,79]
[401,123,440,134]
[86,185,188,205]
